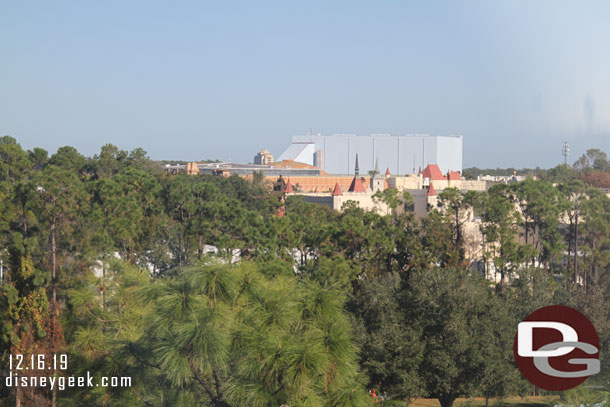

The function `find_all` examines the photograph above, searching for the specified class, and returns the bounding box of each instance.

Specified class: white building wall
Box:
[435,136,463,174]
[282,134,463,175]
[374,136,398,174]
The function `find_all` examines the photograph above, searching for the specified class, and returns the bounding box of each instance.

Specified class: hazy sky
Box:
[2,1,609,168]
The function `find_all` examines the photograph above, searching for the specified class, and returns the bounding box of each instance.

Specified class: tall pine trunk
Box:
[51,222,57,304]
[573,213,579,284]
[50,221,58,407]
[198,234,204,260]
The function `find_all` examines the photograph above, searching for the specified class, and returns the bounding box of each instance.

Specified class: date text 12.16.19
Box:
[9,354,68,371]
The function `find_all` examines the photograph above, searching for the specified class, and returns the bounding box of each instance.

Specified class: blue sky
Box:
[1,1,609,168]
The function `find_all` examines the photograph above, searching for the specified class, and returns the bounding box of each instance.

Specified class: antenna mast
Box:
[562,142,570,166]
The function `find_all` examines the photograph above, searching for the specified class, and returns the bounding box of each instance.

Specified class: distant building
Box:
[388,164,487,195]
[281,155,391,215]
[185,162,199,175]
[286,179,390,215]
[164,160,322,177]
[313,149,324,170]
[278,134,463,175]
[164,162,200,175]
[278,142,316,166]
[477,172,532,183]
[256,174,386,193]
[253,149,274,165]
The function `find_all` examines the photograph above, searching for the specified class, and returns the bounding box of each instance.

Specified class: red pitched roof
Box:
[385,167,391,176]
[422,164,446,181]
[284,179,294,193]
[331,182,343,196]
[426,184,437,196]
[348,176,366,193]
[448,171,461,181]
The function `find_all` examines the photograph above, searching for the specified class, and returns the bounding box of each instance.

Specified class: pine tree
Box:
[131,261,370,407]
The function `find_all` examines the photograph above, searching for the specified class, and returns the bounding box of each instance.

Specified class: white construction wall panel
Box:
[277,134,463,175]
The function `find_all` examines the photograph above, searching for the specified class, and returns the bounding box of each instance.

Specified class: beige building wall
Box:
[462,214,484,263]
[333,194,390,215]
[388,175,423,190]
[428,179,487,191]
[295,192,390,215]
[403,189,435,219]
[388,175,487,192]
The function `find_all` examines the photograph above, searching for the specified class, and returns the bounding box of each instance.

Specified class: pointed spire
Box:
[348,176,366,193]
[385,167,391,176]
[426,183,437,196]
[354,154,360,176]
[374,157,379,175]
[418,166,422,176]
[331,182,343,196]
[284,179,294,193]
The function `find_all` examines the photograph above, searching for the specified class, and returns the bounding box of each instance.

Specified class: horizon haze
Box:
[2,1,609,169]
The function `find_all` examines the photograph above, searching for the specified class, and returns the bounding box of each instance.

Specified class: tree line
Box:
[463,148,610,185]
[0,136,608,407]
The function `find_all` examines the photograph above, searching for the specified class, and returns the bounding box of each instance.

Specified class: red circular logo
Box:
[513,305,600,391]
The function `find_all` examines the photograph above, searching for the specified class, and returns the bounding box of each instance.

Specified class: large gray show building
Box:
[278,134,463,175]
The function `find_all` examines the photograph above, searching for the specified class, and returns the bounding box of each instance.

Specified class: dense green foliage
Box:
[0,137,609,407]
[464,148,610,185]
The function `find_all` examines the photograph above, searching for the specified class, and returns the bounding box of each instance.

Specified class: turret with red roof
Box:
[284,179,294,193]
[422,164,446,180]
[348,154,367,193]
[331,182,343,196]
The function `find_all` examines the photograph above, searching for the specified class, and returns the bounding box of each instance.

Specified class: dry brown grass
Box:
[406,396,558,407]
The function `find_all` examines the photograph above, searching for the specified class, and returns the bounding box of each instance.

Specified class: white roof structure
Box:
[277,142,315,166]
